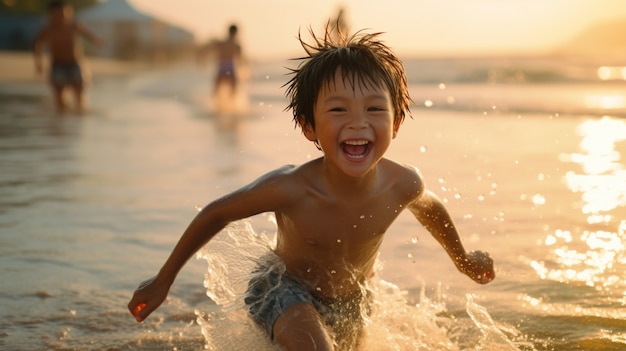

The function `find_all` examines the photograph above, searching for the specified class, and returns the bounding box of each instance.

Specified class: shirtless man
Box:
[129,25,495,350]
[34,0,102,114]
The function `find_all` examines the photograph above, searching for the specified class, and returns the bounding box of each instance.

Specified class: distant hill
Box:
[555,18,626,58]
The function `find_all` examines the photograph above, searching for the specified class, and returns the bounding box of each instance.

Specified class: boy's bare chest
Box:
[279,193,405,251]
[48,27,77,53]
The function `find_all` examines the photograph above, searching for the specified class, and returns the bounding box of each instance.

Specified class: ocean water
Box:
[1,55,625,350]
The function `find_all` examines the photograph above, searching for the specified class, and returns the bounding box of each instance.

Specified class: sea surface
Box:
[1,54,625,350]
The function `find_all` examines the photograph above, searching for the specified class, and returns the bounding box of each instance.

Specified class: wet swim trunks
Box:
[50,61,83,86]
[217,61,236,79]
[244,255,370,346]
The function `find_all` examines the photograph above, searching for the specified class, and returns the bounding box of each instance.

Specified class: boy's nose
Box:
[348,110,368,129]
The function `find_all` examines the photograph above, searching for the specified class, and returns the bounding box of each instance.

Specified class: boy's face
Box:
[302,68,400,178]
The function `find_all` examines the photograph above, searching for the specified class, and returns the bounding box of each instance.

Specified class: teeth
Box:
[344,140,368,145]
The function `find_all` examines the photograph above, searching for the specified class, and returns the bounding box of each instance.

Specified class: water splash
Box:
[194,220,519,350]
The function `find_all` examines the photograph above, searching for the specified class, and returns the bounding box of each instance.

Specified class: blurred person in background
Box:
[34,0,103,114]
[197,23,243,98]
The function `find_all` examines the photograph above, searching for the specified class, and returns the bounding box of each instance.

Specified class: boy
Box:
[128,26,495,351]
[34,0,102,114]
[197,24,243,96]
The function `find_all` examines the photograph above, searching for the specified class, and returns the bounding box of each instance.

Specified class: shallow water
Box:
[1,57,625,350]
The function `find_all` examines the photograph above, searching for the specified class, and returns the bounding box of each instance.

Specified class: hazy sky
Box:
[129,0,626,59]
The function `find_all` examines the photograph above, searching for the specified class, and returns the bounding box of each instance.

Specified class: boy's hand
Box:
[127,276,170,322]
[457,250,495,284]
[35,62,43,77]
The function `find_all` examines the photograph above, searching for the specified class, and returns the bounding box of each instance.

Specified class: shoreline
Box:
[0,50,149,84]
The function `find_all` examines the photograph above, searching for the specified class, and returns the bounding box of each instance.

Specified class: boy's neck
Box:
[320,158,379,195]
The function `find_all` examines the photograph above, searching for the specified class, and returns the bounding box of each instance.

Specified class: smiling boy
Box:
[128,26,494,351]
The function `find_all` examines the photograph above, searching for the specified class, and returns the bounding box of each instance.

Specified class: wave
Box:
[402,56,626,85]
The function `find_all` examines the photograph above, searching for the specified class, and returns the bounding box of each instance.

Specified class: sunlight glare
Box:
[532,118,626,290]
[585,95,626,110]
[562,117,626,215]
[597,66,626,81]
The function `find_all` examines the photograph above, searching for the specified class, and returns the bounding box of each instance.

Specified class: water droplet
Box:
[411,237,418,244]
[336,239,342,243]
[424,100,433,107]
[359,215,365,219]
[532,194,546,205]
[419,146,427,153]
[306,268,312,272]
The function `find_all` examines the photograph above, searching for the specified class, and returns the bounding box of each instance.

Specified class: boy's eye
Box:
[329,107,346,112]
[368,106,387,111]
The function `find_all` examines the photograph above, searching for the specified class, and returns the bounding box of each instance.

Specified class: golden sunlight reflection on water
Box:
[531,117,626,291]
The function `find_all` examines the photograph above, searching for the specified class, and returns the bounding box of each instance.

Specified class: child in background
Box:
[129,25,495,351]
[34,0,103,114]
[196,23,243,97]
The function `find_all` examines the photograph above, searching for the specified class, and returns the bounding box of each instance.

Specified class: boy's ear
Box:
[298,115,317,142]
[392,116,401,138]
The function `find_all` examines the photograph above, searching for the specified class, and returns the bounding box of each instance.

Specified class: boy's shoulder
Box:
[379,158,425,197]
[256,159,323,189]
[245,163,317,207]
[380,158,423,180]
[37,23,53,34]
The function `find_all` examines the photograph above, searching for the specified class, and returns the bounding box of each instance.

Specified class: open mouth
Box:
[341,140,371,160]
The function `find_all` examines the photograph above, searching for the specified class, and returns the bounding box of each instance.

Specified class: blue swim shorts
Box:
[244,256,370,345]
[50,61,83,86]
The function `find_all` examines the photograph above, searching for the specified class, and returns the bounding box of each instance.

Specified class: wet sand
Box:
[0,51,146,84]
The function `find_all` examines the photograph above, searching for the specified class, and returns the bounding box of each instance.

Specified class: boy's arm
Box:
[75,21,103,47]
[127,203,231,322]
[33,29,47,76]
[128,165,297,321]
[196,40,219,65]
[408,188,494,284]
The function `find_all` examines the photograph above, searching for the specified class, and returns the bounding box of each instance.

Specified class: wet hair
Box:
[229,24,238,36]
[284,23,412,132]
[47,0,66,11]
